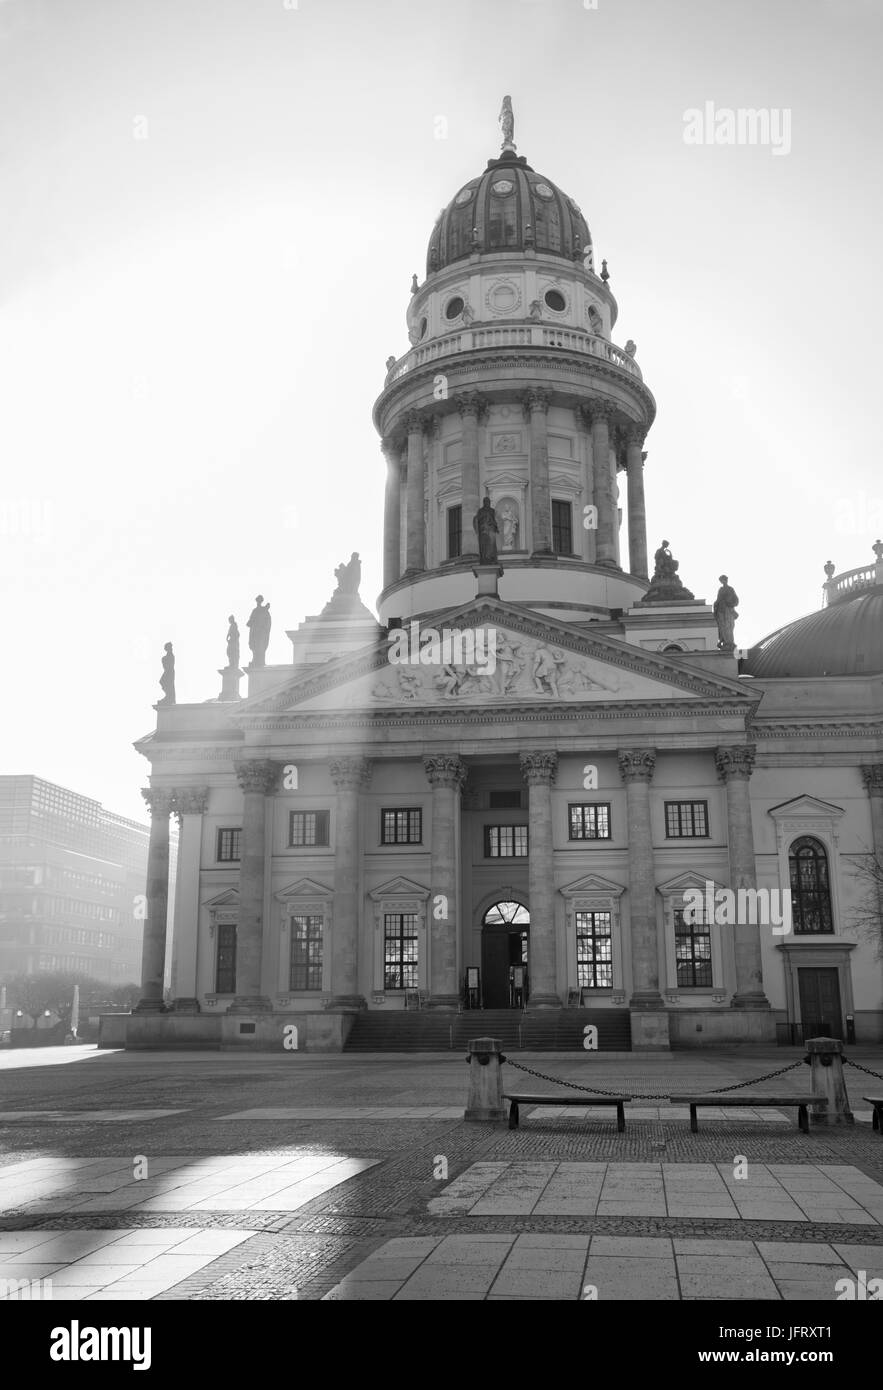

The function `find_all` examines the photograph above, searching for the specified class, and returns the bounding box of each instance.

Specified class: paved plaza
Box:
[1,1045,882,1301]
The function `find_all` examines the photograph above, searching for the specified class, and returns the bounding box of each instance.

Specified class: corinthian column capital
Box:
[520,751,558,786]
[618,749,656,783]
[589,399,615,426]
[455,391,487,421]
[521,387,552,420]
[403,408,424,435]
[861,764,883,797]
[330,756,372,791]
[715,745,757,782]
[234,759,279,795]
[172,786,210,817]
[424,755,468,790]
[141,786,176,818]
[625,424,647,450]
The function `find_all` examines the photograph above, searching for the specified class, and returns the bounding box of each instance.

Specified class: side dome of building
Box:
[743,548,883,677]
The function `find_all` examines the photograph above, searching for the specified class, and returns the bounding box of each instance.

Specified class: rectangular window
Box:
[289,914,323,991]
[289,811,330,847]
[665,801,709,838]
[381,808,422,845]
[217,828,241,862]
[568,804,612,840]
[447,505,462,559]
[485,825,529,857]
[576,911,613,988]
[552,499,573,554]
[215,923,237,993]
[384,913,419,990]
[674,908,712,987]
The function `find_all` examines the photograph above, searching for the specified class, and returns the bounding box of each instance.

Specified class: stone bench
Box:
[669,1093,827,1135]
[502,1092,629,1132]
[863,1096,883,1133]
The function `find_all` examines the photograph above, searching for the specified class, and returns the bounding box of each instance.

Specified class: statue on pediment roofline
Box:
[714,575,739,651]
[644,539,695,603]
[158,642,175,704]
[247,596,271,667]
[334,552,362,595]
[225,616,240,670]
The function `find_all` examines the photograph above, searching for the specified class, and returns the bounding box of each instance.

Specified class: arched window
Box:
[789,836,833,934]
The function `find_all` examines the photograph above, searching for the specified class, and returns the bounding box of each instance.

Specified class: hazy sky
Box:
[1,0,881,823]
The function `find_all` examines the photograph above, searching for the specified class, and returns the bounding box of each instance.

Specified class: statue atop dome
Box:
[499,95,516,152]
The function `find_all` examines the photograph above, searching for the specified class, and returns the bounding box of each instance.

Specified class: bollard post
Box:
[804,1036,854,1126]
[463,1036,507,1121]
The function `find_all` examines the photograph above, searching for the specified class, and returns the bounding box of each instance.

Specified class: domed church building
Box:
[124,104,883,1053]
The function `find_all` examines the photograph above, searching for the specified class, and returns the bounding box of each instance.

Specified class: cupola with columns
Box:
[374,99,656,628]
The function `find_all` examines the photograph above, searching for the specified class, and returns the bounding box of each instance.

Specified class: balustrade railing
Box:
[383,324,644,386]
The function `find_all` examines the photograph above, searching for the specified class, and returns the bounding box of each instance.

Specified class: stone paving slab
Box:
[324,1231,883,1301]
[0,1111,182,1123]
[0,1154,378,1217]
[0,1227,256,1300]
[220,1108,465,1120]
[428,1161,883,1221]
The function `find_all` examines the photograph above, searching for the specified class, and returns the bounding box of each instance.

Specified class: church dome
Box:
[426,150,592,276]
[743,559,883,678]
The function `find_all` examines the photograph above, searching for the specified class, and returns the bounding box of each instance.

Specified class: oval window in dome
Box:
[492,179,514,195]
[544,289,566,312]
[535,183,555,199]
[455,187,474,205]
[445,296,465,321]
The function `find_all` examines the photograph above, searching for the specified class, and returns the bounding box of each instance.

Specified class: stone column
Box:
[520,751,560,1007]
[576,407,596,564]
[424,755,467,1008]
[404,409,426,573]
[591,400,617,567]
[229,759,278,1014]
[328,756,372,1009]
[716,745,771,1009]
[134,787,175,1012]
[456,393,484,558]
[169,787,209,1012]
[625,426,649,580]
[381,436,402,589]
[522,388,553,554]
[618,750,664,1009]
[860,765,883,920]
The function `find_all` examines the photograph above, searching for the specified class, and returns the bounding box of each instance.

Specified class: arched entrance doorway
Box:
[481,900,530,1008]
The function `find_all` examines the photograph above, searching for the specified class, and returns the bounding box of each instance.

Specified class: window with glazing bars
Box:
[215,923,237,993]
[789,836,834,933]
[485,825,529,857]
[576,910,613,987]
[674,908,712,986]
[447,505,462,559]
[217,828,241,861]
[569,804,611,840]
[381,809,422,844]
[289,914,323,990]
[384,913,418,990]
[665,801,709,837]
[552,499,573,553]
[289,811,330,847]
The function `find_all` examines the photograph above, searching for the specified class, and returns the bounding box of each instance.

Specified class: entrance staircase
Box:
[343,1007,631,1052]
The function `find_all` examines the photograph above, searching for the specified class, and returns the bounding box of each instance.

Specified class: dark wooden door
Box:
[798,967,843,1040]
[482,932,511,1008]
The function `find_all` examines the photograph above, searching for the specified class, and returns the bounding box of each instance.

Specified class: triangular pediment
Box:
[368,876,429,900]
[560,872,625,898]
[237,597,755,721]
[656,870,724,896]
[275,877,333,901]
[768,795,845,821]
[202,888,239,909]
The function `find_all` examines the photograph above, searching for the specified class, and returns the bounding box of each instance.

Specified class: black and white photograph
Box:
[1,0,882,1361]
